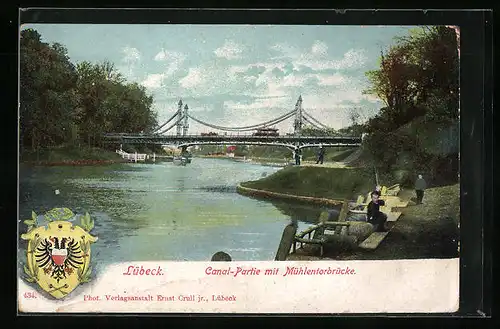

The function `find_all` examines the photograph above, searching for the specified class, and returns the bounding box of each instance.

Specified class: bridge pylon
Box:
[176,99,183,136]
[182,104,189,136]
[293,95,303,136]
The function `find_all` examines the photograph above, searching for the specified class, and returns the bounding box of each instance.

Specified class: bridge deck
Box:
[103,134,362,146]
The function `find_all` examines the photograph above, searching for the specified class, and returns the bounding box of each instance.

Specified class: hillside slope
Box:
[241,166,376,200]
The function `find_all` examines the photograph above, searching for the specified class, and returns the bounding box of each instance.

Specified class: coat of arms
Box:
[21,208,98,299]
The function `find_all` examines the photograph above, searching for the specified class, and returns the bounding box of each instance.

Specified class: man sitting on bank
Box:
[366,191,388,232]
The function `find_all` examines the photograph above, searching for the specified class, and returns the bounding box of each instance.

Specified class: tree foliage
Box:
[20,28,158,152]
[301,127,339,137]
[361,26,459,185]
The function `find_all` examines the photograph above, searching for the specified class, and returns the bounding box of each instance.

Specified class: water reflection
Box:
[263,200,341,226]
[18,159,332,263]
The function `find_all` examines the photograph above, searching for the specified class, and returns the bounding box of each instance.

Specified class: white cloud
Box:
[224,97,289,111]
[214,40,244,60]
[280,72,346,87]
[311,40,328,56]
[270,43,298,58]
[154,49,186,76]
[296,48,367,71]
[141,73,165,89]
[229,62,290,98]
[149,41,379,133]
[282,74,307,87]
[316,73,346,86]
[122,46,141,62]
[119,46,142,80]
[178,68,204,89]
[270,41,368,71]
[174,61,285,98]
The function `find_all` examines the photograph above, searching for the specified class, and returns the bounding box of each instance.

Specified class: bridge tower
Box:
[182,104,189,136]
[293,95,303,136]
[176,99,183,136]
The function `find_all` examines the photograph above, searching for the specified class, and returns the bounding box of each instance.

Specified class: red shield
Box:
[51,248,67,266]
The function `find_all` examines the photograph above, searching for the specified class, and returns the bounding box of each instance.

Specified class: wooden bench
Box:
[293,221,351,257]
[289,196,403,257]
[382,196,409,208]
[358,232,389,250]
[385,184,401,196]
[355,195,365,205]
[386,211,403,222]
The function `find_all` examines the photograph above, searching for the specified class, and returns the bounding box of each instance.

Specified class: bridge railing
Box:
[106,133,362,141]
[116,149,149,162]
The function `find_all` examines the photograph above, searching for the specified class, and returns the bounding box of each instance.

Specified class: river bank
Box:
[240,166,375,201]
[195,147,359,168]
[284,183,460,260]
[330,183,460,260]
[20,145,127,166]
[238,165,459,260]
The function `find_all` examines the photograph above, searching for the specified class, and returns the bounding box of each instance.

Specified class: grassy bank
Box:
[20,145,124,165]
[241,166,377,200]
[328,148,358,162]
[334,183,460,260]
[399,183,460,225]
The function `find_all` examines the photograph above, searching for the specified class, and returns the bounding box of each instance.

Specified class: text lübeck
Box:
[212,294,236,302]
[122,265,164,276]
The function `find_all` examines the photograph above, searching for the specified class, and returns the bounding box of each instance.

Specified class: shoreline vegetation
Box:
[20,145,125,166]
[236,183,344,207]
[238,165,459,260]
[240,166,376,201]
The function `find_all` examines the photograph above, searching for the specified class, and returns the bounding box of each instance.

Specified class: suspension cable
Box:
[187,109,296,131]
[302,110,330,129]
[188,108,295,130]
[157,115,185,134]
[303,110,328,127]
[302,115,326,130]
[302,116,324,130]
[152,109,181,133]
[187,112,295,132]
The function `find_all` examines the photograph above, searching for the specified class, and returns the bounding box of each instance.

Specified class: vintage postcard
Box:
[18,22,460,313]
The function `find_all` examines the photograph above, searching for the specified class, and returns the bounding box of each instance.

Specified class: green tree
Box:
[20,28,159,154]
[364,26,458,127]
[362,26,459,184]
[75,60,157,147]
[20,29,79,152]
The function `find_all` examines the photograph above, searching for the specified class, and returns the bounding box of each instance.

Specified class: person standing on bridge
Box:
[294,148,301,165]
[414,174,427,204]
[316,145,325,164]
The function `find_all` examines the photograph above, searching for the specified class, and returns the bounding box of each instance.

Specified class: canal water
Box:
[18,158,340,273]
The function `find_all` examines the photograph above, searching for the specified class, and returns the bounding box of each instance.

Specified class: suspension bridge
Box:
[103,96,363,152]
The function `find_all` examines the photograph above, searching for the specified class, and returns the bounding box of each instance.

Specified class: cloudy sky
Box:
[23,24,417,134]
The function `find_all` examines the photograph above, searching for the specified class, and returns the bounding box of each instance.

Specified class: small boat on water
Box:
[173,156,188,166]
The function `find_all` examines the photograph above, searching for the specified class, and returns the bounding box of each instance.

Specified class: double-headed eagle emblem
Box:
[21,208,98,299]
